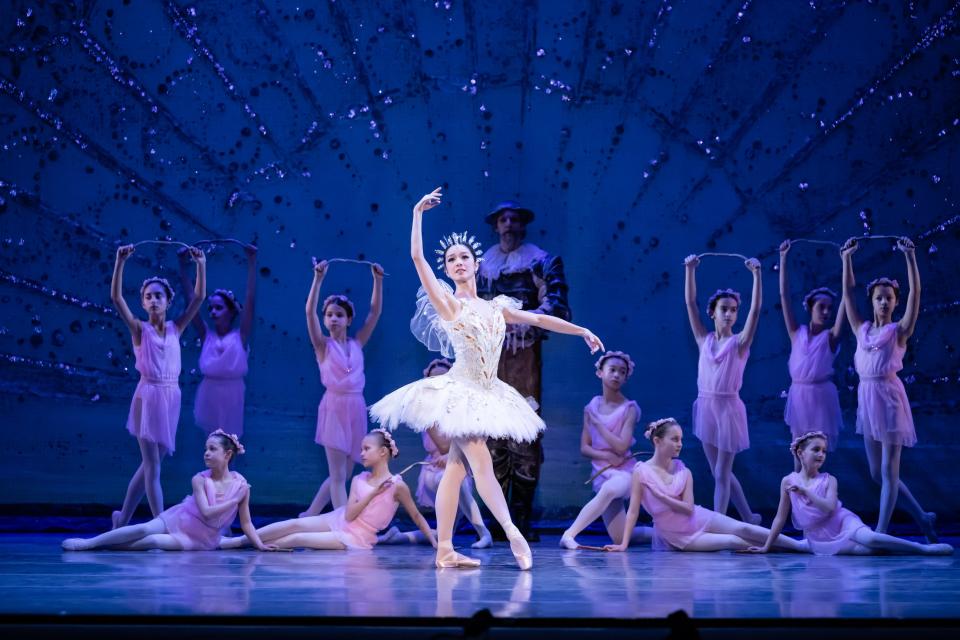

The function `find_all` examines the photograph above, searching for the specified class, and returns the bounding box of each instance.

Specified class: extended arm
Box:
[897,238,920,344]
[410,188,460,321]
[841,239,864,331]
[395,482,437,548]
[738,258,762,351]
[178,250,207,339]
[355,263,384,347]
[684,255,709,345]
[604,475,646,551]
[750,477,793,553]
[778,241,798,338]
[501,306,603,353]
[306,260,329,357]
[174,248,207,334]
[236,490,275,551]
[111,245,143,343]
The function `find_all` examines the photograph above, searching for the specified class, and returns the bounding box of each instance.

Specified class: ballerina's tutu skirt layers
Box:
[369,289,544,442]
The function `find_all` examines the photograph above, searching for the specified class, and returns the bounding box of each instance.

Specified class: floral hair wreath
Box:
[140,277,175,302]
[370,427,400,458]
[210,429,245,455]
[323,294,355,317]
[802,287,838,310]
[423,357,453,377]
[866,277,900,296]
[435,231,484,271]
[707,288,741,310]
[644,417,679,440]
[594,350,635,378]
[789,431,828,457]
[211,288,242,313]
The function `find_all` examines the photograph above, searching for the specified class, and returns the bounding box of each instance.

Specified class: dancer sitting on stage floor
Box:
[378,358,492,548]
[110,244,206,529]
[63,431,273,551]
[300,259,384,517]
[559,351,653,550]
[221,430,436,550]
[841,236,938,541]
[748,431,952,555]
[778,240,845,471]
[605,419,807,553]
[178,243,257,438]
[369,187,604,570]
[684,254,762,525]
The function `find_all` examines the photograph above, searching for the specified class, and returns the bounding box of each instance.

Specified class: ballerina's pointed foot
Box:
[110,511,122,530]
[559,535,579,550]
[921,512,939,544]
[747,513,763,526]
[505,524,533,570]
[927,543,953,556]
[61,538,88,551]
[378,526,402,545]
[435,548,482,569]
[471,528,493,549]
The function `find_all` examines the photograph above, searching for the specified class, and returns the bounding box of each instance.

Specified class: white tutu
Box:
[370,287,545,443]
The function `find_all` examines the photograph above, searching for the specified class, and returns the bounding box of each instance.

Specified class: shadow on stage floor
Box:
[2,532,959,638]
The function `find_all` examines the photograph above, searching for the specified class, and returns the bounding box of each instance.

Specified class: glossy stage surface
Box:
[2,533,958,621]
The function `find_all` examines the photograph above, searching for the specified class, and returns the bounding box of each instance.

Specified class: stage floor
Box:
[1,533,959,621]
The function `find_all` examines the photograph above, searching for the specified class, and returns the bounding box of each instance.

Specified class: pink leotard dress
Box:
[633,460,716,551]
[158,470,247,550]
[315,338,368,461]
[585,397,640,492]
[854,322,916,447]
[194,329,249,436]
[126,321,182,452]
[692,333,750,453]
[784,325,843,449]
[787,471,869,555]
[328,472,401,550]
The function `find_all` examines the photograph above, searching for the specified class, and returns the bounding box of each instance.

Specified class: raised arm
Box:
[829,286,847,347]
[840,239,865,331]
[604,473,646,552]
[896,237,920,345]
[354,263,384,347]
[684,255,709,345]
[778,240,799,338]
[749,476,793,553]
[174,247,206,334]
[177,249,207,340]
[501,306,603,353]
[410,188,460,321]
[306,260,329,357]
[239,244,258,344]
[738,258,762,352]
[395,482,437,548]
[111,245,142,344]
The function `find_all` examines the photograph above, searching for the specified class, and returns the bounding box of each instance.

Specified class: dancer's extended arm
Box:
[779,241,799,339]
[240,244,257,344]
[501,306,603,353]
[604,474,646,552]
[748,476,793,553]
[410,187,460,321]
[684,255,709,346]
[355,263,384,346]
[111,245,142,343]
[897,237,920,346]
[738,258,762,351]
[395,482,437,548]
[841,239,864,331]
[175,247,206,334]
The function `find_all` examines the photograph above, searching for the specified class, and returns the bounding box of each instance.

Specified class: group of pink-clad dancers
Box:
[62,188,953,566]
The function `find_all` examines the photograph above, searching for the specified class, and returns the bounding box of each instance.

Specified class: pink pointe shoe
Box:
[504,523,533,570]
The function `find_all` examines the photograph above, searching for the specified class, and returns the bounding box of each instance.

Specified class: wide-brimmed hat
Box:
[485,201,536,226]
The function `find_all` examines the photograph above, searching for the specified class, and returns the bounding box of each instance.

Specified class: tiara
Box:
[802,287,838,309]
[140,277,175,301]
[370,427,399,458]
[707,288,741,308]
[423,358,453,377]
[211,288,242,312]
[434,231,484,271]
[210,429,245,455]
[323,294,355,316]
[644,417,678,440]
[866,277,900,293]
[789,431,828,457]
[595,350,635,378]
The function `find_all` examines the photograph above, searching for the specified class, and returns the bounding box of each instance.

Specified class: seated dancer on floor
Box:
[748,431,952,556]
[63,431,273,552]
[369,187,604,570]
[605,419,808,553]
[378,358,492,548]
[221,430,436,551]
[559,351,652,550]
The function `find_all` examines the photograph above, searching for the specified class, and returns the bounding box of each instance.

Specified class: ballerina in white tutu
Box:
[369,187,604,570]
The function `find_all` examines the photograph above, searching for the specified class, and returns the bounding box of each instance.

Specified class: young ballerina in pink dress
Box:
[180,244,257,436]
[605,419,807,553]
[369,187,604,570]
[779,240,845,469]
[110,244,206,529]
[841,237,937,540]
[559,351,653,549]
[63,430,274,551]
[683,254,762,524]
[378,358,492,548]
[749,431,951,555]
[300,259,384,517]
[221,430,436,550]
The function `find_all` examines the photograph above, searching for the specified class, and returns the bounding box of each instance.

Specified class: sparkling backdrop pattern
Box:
[1,1,958,515]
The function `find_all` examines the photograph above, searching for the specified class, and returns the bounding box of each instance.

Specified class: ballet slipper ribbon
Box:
[584,452,650,486]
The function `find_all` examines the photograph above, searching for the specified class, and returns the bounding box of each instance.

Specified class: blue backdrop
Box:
[1,0,958,523]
